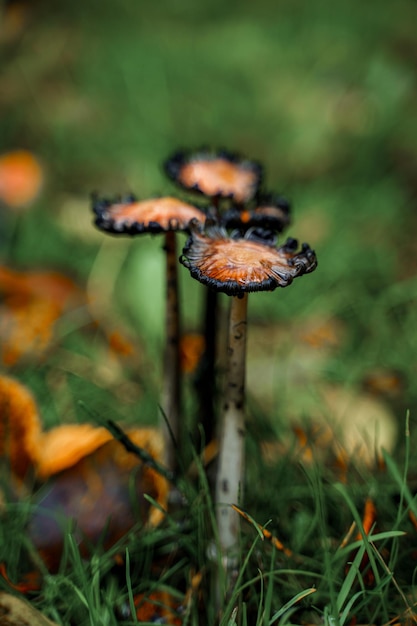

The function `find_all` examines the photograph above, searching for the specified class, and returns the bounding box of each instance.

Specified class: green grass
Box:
[1,0,417,623]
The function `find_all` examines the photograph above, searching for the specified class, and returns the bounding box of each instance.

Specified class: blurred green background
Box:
[1,0,417,439]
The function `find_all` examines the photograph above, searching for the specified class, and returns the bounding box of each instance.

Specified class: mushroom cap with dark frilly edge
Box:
[222,193,291,233]
[92,195,206,235]
[180,221,317,297]
[164,149,263,204]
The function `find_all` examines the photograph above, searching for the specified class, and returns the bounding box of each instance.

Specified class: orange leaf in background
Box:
[0,265,82,304]
[29,428,168,571]
[179,333,205,374]
[0,564,42,594]
[0,150,43,208]
[1,0,34,45]
[299,316,345,351]
[0,375,168,573]
[107,330,135,358]
[342,498,378,588]
[1,299,62,366]
[0,265,83,365]
[134,590,182,625]
[0,375,42,480]
[358,497,377,538]
[362,368,405,399]
[36,423,113,480]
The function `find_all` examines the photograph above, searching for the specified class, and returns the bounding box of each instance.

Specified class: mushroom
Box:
[164,148,263,207]
[92,195,206,470]
[180,221,317,559]
[222,192,291,235]
[164,149,264,446]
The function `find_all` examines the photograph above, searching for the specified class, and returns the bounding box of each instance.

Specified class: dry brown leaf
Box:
[0,592,58,626]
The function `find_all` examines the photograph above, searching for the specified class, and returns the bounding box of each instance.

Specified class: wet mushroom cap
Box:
[180,225,317,296]
[93,195,206,234]
[164,150,263,203]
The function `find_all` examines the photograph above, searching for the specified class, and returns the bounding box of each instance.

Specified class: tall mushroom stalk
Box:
[180,222,318,590]
[215,292,248,553]
[161,229,181,468]
[92,195,206,471]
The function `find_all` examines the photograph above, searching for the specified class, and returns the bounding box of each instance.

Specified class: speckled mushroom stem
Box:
[215,292,248,555]
[161,231,181,471]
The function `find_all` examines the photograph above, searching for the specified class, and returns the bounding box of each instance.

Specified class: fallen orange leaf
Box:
[0,375,42,480]
[179,333,205,374]
[0,150,43,208]
[29,428,168,571]
[0,375,169,573]
[0,265,83,365]
[134,590,182,625]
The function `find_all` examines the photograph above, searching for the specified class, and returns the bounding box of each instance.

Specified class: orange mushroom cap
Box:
[164,149,263,204]
[92,195,206,235]
[180,221,317,296]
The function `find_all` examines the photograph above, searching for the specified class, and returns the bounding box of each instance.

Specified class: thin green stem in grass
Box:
[313,473,340,626]
[220,531,262,626]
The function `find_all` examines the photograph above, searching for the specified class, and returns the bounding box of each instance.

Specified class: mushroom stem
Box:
[161,231,181,471]
[215,292,248,554]
[194,287,217,448]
